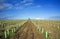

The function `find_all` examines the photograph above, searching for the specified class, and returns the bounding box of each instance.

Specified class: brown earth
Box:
[32,20,60,39]
[10,20,45,39]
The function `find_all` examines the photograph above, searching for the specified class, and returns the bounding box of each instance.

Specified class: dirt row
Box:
[10,20,45,39]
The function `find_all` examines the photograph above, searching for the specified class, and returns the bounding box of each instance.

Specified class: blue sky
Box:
[0,0,60,19]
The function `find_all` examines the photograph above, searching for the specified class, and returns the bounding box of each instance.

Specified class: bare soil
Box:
[10,20,45,39]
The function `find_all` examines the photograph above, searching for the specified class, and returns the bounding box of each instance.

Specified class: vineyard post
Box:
[13,28,16,32]
[39,26,42,32]
[39,26,40,31]
[41,28,44,33]
[11,28,14,34]
[9,28,14,37]
[57,21,59,30]
[37,26,39,31]
[40,27,42,31]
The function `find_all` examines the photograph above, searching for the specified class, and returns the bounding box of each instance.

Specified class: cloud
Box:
[0,3,14,11]
[0,0,34,10]
[29,5,41,8]
[21,0,34,6]
[21,0,33,3]
[14,0,34,9]
[0,5,4,9]
[15,6,24,9]
[3,3,13,9]
[24,2,33,6]
[35,18,45,20]
[0,16,15,20]
[0,0,16,10]
[0,0,5,3]
[24,0,33,2]
[49,16,60,20]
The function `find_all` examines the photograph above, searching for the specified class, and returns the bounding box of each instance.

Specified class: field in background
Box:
[0,20,27,28]
[0,20,60,39]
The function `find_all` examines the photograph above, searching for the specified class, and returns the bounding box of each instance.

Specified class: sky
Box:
[0,0,60,19]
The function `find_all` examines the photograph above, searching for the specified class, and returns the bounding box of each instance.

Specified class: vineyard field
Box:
[0,20,60,39]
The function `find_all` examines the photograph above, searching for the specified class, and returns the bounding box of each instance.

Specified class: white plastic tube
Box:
[7,29,9,35]
[46,31,48,38]
[4,30,7,38]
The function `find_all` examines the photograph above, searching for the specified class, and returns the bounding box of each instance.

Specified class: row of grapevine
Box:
[31,20,60,39]
[2,25,22,39]
[32,21,49,39]
[0,20,27,39]
[36,25,49,39]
